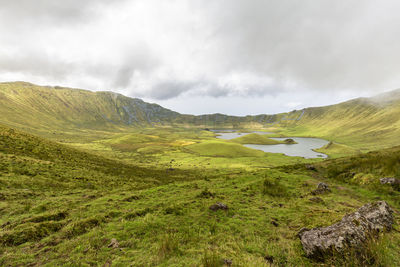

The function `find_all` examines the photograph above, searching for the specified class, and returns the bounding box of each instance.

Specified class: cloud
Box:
[0,0,126,25]
[1,0,400,114]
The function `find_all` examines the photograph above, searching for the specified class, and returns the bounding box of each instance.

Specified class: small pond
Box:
[214,131,329,159]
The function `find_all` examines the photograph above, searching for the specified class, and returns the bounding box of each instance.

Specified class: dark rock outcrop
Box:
[209,202,228,211]
[311,182,331,195]
[298,201,394,259]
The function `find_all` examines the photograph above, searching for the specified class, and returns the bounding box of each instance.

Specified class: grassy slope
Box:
[0,82,179,136]
[1,124,399,265]
[315,141,361,158]
[277,90,400,151]
[230,133,282,145]
[2,81,400,155]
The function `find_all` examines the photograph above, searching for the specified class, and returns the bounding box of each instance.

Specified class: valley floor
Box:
[1,125,399,266]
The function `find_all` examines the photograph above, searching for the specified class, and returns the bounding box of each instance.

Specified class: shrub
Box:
[0,222,64,246]
[351,173,377,185]
[262,178,289,197]
[158,233,181,259]
[201,250,223,267]
[325,233,392,266]
[197,188,215,198]
[63,217,102,238]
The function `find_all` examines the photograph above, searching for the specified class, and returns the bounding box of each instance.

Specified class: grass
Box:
[184,140,266,157]
[230,133,283,145]
[315,141,361,158]
[1,82,400,265]
[1,123,400,265]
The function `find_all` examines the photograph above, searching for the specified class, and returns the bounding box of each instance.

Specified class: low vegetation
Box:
[1,82,400,265]
[230,133,283,145]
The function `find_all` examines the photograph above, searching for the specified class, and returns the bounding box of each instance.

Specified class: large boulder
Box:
[299,201,394,259]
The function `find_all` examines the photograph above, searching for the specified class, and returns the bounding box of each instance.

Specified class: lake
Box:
[214,132,329,159]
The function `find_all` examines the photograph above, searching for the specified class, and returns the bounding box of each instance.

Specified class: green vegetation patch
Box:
[315,141,361,158]
[185,140,265,157]
[230,133,283,145]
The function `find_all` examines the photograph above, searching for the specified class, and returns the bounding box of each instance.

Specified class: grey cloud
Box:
[1,0,400,113]
[144,78,281,100]
[201,0,400,92]
[0,0,126,25]
[0,49,75,79]
[145,80,204,100]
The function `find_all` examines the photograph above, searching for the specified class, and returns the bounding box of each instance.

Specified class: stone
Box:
[223,258,232,266]
[108,238,119,248]
[209,202,228,211]
[271,220,279,227]
[305,165,316,171]
[298,201,394,259]
[311,182,331,195]
[380,177,400,185]
[264,255,274,264]
[380,177,400,191]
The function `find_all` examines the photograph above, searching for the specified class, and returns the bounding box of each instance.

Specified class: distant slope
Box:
[0,82,278,132]
[0,82,180,132]
[279,89,400,150]
[1,82,400,151]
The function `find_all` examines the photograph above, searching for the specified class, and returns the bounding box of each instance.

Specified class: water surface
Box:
[214,131,328,159]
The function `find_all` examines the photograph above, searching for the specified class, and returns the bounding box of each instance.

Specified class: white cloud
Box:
[0,0,399,114]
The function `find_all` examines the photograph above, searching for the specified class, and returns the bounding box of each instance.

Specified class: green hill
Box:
[0,82,180,132]
[1,81,400,152]
[230,133,283,145]
[278,90,400,151]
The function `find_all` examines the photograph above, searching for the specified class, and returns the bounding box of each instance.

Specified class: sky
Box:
[1,0,400,115]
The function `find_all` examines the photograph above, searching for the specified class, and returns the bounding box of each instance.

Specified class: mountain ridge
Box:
[1,81,400,150]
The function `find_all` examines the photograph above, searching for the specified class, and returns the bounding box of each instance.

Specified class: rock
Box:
[209,202,228,211]
[380,177,400,191]
[380,177,400,185]
[309,197,324,203]
[311,182,331,195]
[298,201,394,259]
[264,255,274,264]
[284,138,296,144]
[223,258,232,266]
[271,220,279,227]
[305,165,316,171]
[108,238,119,248]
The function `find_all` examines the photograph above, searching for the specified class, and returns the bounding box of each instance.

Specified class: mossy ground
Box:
[1,124,400,266]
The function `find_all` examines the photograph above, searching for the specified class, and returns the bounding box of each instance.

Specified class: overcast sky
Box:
[1,0,400,115]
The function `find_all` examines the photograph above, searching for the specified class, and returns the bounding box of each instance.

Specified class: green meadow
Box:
[1,83,400,266]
